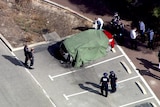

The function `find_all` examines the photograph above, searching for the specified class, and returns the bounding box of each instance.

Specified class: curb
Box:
[1,0,94,52]
[0,33,13,52]
[42,0,93,22]
[0,33,50,52]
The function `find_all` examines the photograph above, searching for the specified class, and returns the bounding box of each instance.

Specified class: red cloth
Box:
[103,30,115,48]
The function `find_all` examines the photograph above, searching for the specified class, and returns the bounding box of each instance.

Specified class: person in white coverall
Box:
[93,18,104,30]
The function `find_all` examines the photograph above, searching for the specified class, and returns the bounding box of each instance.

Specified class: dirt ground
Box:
[0,0,92,48]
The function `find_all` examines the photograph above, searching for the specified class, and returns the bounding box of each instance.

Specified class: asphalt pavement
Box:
[0,0,160,106]
[45,0,160,103]
[13,39,160,107]
[0,40,54,107]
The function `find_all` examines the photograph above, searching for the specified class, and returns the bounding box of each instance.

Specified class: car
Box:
[59,29,115,67]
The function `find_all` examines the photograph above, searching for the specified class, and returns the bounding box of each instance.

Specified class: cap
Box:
[110,71,114,74]
[103,72,108,76]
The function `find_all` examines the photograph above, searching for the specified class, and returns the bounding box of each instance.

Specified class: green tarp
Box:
[63,29,109,67]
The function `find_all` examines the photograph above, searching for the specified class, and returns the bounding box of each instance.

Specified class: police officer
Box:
[28,48,34,69]
[99,72,109,97]
[109,71,117,92]
[24,44,29,66]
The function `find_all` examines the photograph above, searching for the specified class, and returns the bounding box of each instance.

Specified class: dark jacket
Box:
[100,76,109,86]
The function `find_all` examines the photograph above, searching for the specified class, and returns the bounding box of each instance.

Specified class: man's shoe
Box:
[29,66,34,69]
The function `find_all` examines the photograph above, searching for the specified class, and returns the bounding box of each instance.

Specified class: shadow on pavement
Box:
[137,69,160,80]
[2,55,24,67]
[79,82,101,95]
[85,81,100,88]
[48,41,62,60]
[136,58,159,71]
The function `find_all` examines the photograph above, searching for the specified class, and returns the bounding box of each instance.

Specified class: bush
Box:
[152,7,160,18]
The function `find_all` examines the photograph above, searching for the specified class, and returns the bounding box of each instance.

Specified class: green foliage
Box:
[125,0,132,3]
[152,7,160,18]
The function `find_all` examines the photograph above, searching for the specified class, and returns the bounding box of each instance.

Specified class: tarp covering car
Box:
[62,29,114,67]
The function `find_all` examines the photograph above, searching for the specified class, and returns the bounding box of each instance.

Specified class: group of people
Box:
[24,44,34,69]
[93,13,125,46]
[93,12,122,30]
[93,12,155,50]
[130,20,155,50]
[99,71,117,97]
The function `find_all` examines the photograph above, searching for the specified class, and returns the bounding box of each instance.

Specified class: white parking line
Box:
[10,52,57,107]
[118,76,139,84]
[63,76,139,100]
[86,54,124,69]
[117,45,160,106]
[63,91,88,100]
[119,96,154,107]
[48,54,124,81]
[48,70,79,81]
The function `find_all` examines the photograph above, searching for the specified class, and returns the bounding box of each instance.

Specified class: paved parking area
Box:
[0,40,54,107]
[14,41,160,107]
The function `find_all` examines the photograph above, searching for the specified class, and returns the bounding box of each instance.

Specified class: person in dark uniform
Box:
[109,71,117,93]
[28,48,34,69]
[24,44,29,66]
[99,72,109,97]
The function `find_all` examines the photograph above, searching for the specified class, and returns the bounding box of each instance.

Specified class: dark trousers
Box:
[101,85,108,97]
[148,40,153,49]
[30,58,34,66]
[24,55,28,65]
[97,24,101,30]
[131,39,137,49]
[111,82,116,92]
[140,30,145,42]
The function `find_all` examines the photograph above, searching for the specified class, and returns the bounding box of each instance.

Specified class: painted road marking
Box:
[48,70,79,81]
[135,81,147,95]
[117,45,160,106]
[0,40,56,106]
[63,76,139,100]
[119,96,154,107]
[48,54,124,81]
[9,51,57,107]
[63,91,88,100]
[85,54,124,69]
[120,61,132,74]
